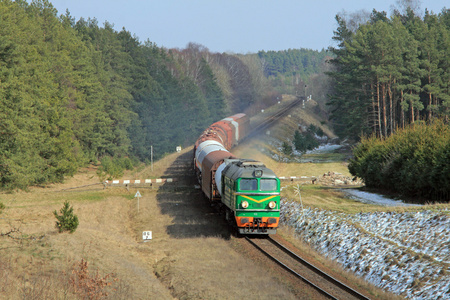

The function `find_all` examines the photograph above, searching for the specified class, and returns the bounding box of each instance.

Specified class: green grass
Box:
[282,184,370,213]
[57,191,107,202]
[298,152,348,163]
[283,184,450,214]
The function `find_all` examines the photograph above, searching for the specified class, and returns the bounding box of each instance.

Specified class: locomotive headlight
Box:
[254,169,263,177]
[241,201,249,209]
[268,201,276,209]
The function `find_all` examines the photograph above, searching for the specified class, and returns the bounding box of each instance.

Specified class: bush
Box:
[308,124,325,137]
[293,130,319,152]
[281,141,292,155]
[349,120,450,201]
[54,201,79,233]
[97,156,136,181]
[0,202,5,213]
[70,258,117,299]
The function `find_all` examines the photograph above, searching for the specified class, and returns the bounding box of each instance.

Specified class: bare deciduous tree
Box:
[391,0,422,16]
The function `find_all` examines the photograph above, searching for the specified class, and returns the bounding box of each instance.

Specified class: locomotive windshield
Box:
[260,179,278,191]
[239,178,278,191]
[239,179,257,191]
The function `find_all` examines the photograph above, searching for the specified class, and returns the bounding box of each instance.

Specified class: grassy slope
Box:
[235,97,350,178]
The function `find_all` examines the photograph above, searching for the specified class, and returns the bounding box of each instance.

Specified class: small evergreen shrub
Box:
[54,201,79,233]
[308,124,324,137]
[293,130,319,152]
[282,141,292,155]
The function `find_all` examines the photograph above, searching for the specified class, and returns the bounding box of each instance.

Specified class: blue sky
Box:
[49,0,448,53]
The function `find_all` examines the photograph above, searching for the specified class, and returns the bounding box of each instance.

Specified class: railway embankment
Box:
[280,199,450,299]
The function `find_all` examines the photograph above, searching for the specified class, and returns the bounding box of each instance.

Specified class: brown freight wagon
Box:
[201,150,236,201]
[227,113,250,142]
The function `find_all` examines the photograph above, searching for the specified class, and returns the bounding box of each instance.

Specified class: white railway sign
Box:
[142,231,152,240]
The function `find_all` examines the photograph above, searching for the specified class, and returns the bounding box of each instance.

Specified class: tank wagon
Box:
[194,114,280,234]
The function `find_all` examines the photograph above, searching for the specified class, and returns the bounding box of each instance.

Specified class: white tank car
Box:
[195,140,228,173]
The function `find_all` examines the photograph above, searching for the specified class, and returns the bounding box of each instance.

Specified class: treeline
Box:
[0,0,327,189]
[349,120,450,201]
[258,49,328,78]
[328,7,450,140]
[258,49,330,96]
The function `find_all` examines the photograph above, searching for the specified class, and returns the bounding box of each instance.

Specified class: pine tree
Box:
[54,201,79,233]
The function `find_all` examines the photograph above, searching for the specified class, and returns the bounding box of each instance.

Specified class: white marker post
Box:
[142,231,152,241]
[135,190,142,213]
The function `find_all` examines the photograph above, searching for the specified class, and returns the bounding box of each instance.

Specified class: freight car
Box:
[194,114,280,234]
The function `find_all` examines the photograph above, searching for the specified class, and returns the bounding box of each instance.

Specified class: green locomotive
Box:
[216,159,280,234]
[194,113,280,235]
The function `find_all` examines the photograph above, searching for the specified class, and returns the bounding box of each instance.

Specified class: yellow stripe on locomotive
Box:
[221,160,280,234]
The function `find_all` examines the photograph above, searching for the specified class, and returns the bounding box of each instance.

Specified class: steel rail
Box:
[248,99,302,137]
[267,236,371,300]
[245,236,338,300]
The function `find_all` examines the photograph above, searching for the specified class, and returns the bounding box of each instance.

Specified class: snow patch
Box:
[281,200,450,299]
[305,143,343,154]
[342,189,420,207]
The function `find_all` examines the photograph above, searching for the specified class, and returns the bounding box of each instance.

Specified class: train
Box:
[193,113,280,234]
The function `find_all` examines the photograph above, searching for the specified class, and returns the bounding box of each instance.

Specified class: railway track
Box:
[248,98,302,138]
[245,236,371,300]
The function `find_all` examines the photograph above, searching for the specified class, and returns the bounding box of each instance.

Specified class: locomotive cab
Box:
[219,159,280,234]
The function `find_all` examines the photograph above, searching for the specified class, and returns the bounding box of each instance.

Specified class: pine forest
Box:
[328,8,450,139]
